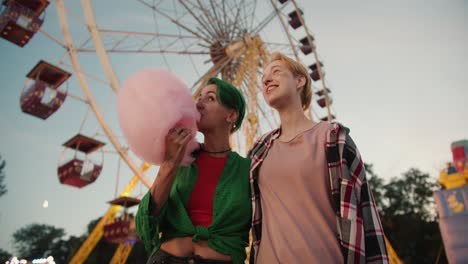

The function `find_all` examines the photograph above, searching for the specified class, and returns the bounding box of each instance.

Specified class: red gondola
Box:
[58,134,105,188]
[288,9,303,29]
[104,196,141,244]
[320,114,336,121]
[317,97,333,108]
[308,61,323,72]
[0,0,49,47]
[315,88,331,97]
[299,36,314,55]
[310,70,323,81]
[20,60,70,119]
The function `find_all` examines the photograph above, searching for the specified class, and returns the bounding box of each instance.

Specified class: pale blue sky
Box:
[0,0,467,256]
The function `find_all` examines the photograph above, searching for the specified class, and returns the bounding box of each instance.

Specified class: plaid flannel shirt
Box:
[249,122,389,263]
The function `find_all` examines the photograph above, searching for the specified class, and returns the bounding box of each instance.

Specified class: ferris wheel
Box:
[3,0,335,189]
[1,0,336,262]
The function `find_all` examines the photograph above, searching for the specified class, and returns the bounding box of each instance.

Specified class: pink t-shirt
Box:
[257,122,343,263]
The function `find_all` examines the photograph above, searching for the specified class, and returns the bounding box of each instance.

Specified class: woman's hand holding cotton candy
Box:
[116,68,200,166]
[163,125,192,167]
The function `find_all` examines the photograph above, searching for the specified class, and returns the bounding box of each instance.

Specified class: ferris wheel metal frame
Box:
[59,1,334,262]
[2,0,341,262]
[51,0,335,189]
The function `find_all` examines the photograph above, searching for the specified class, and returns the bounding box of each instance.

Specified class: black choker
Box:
[201,148,231,154]
[191,144,231,158]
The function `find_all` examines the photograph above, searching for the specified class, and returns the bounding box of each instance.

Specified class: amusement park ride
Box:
[434,140,468,263]
[2,0,401,262]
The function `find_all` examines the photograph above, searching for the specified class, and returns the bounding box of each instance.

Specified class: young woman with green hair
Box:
[136,77,251,264]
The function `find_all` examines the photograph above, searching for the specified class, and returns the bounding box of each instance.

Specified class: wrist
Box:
[160,159,179,174]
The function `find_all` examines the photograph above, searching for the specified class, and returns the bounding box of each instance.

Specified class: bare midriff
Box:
[160,237,232,261]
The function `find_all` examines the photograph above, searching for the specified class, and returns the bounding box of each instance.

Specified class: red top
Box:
[187,152,228,227]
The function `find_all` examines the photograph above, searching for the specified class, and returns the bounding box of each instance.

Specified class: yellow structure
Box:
[439,163,468,190]
[69,163,150,264]
[110,243,135,264]
[385,237,403,264]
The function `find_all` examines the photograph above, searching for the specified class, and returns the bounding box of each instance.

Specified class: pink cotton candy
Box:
[117,68,200,166]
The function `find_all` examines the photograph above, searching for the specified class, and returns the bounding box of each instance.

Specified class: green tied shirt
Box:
[135,152,252,264]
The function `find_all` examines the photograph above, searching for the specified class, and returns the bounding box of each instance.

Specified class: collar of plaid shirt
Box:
[248,122,389,264]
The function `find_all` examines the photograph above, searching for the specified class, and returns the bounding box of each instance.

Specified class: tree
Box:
[365,166,446,263]
[11,223,88,263]
[86,217,101,234]
[381,168,443,263]
[365,163,385,212]
[0,155,7,197]
[383,168,438,221]
[0,248,12,262]
[51,235,85,263]
[12,224,65,260]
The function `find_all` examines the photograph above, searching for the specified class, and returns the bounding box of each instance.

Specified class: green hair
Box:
[207,77,246,133]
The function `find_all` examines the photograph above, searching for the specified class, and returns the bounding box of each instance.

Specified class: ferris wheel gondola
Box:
[20,60,70,119]
[0,0,48,47]
[58,134,105,188]
[103,196,140,244]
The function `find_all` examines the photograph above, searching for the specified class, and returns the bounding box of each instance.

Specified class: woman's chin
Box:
[196,122,205,132]
[265,97,281,109]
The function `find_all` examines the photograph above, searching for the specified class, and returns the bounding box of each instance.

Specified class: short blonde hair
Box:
[268,52,312,110]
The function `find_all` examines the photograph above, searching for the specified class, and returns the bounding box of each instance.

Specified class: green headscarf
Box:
[207,77,246,133]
